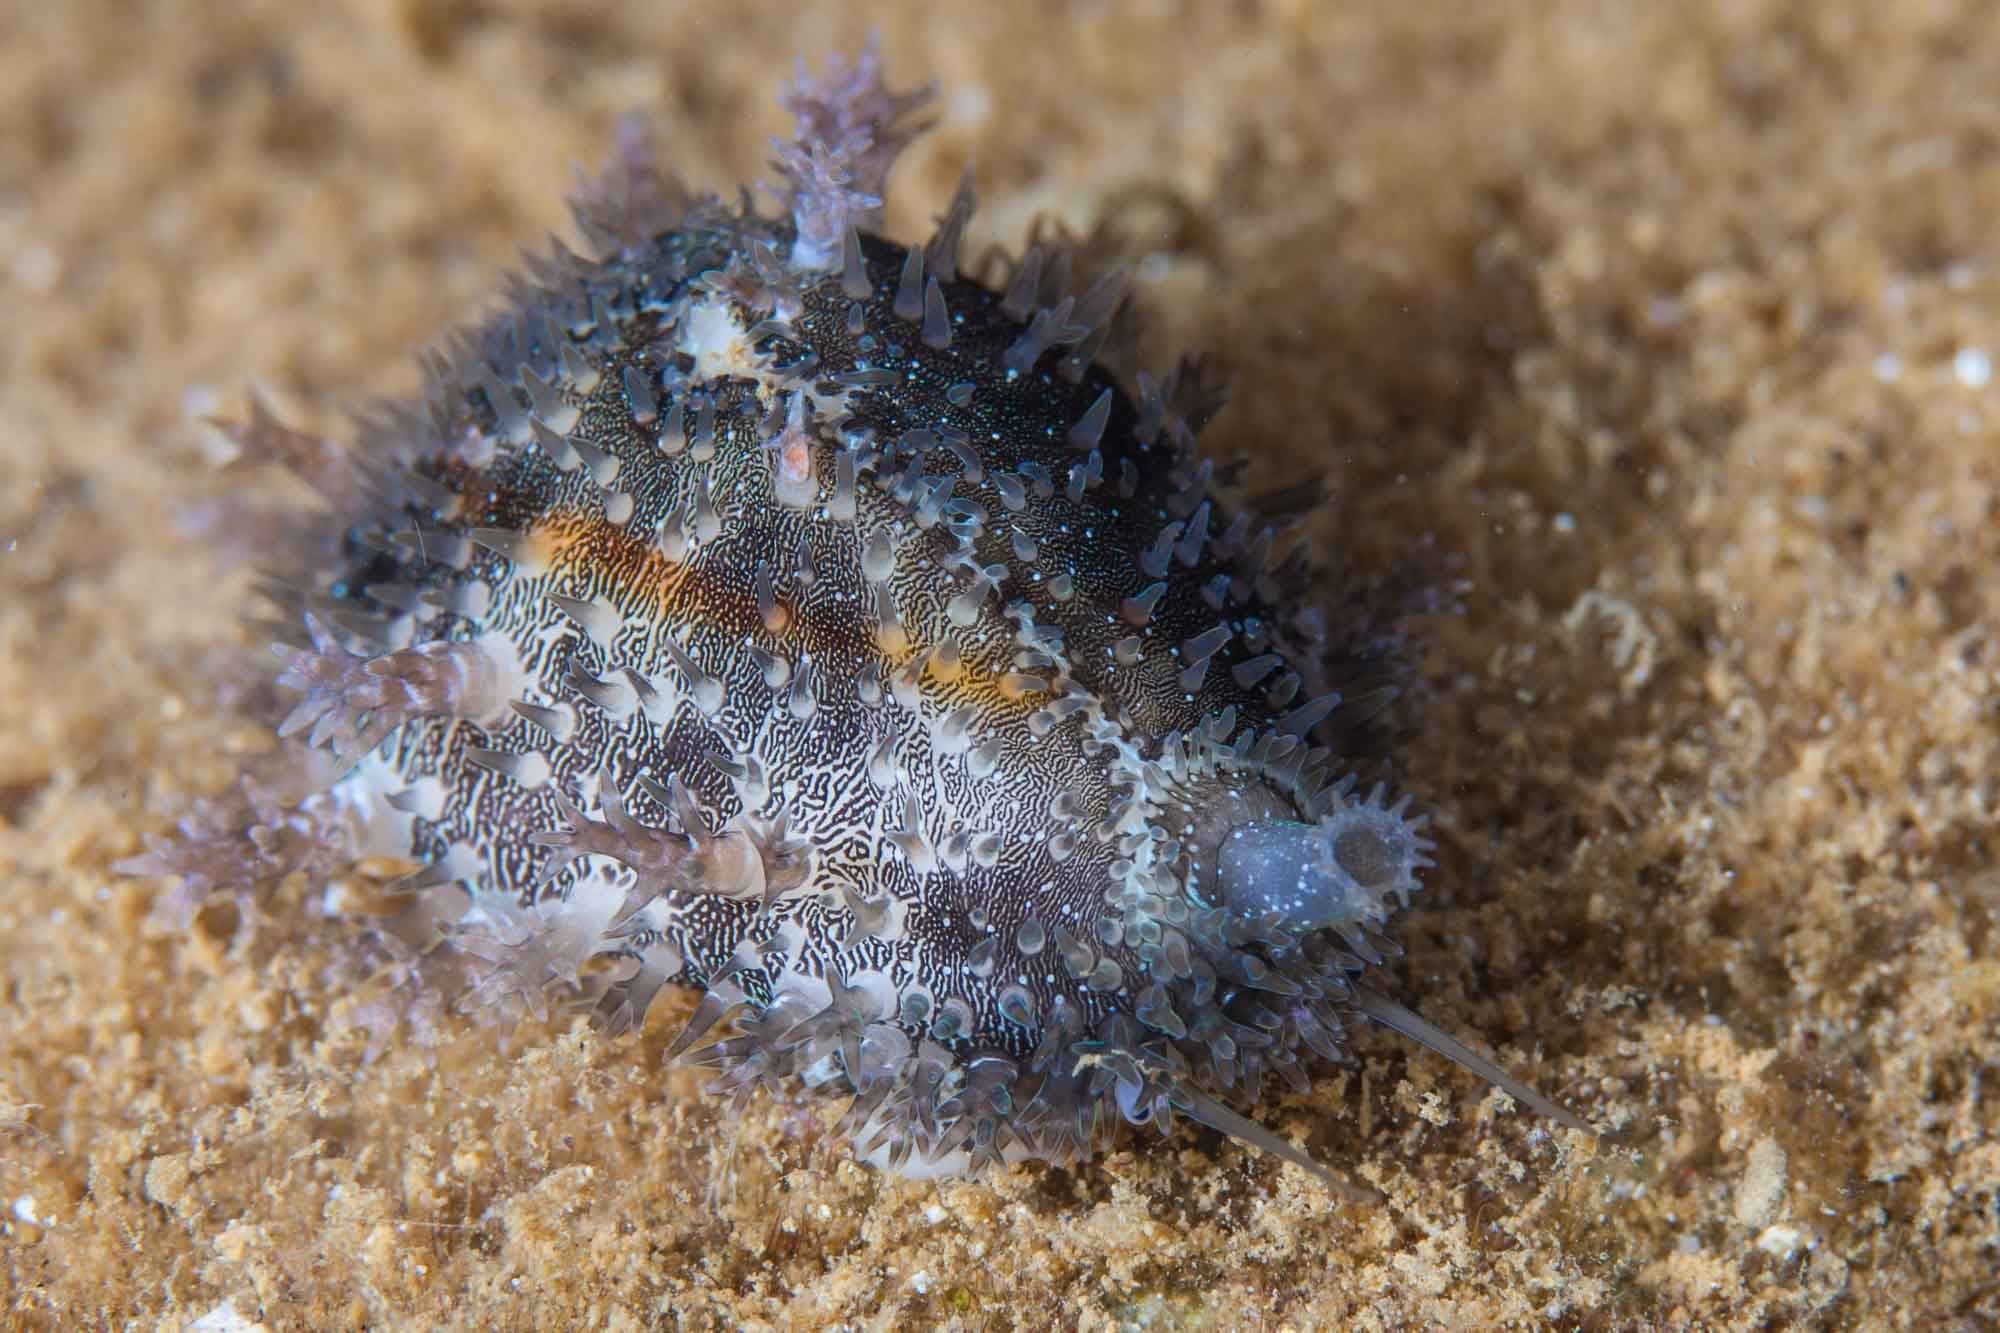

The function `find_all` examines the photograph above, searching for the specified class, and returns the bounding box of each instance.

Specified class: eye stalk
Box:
[1215,787,1432,936]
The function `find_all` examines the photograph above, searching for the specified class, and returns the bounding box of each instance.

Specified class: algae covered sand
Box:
[2,1,1996,1327]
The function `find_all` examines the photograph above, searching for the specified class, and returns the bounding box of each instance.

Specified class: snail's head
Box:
[1213,788,1431,943]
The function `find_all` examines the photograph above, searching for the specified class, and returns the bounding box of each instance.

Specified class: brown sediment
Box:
[2,2,1996,1328]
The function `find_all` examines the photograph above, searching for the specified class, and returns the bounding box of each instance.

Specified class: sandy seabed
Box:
[2,1,1997,1328]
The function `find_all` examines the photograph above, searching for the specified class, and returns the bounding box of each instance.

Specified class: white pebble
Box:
[1953,346,1991,388]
